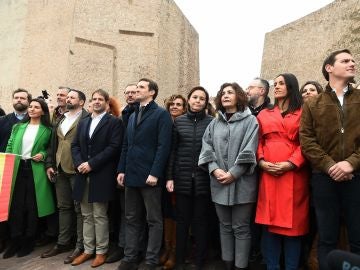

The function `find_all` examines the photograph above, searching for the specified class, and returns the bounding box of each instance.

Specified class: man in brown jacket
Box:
[41,89,89,263]
[300,49,360,270]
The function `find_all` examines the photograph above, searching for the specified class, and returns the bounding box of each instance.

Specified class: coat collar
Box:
[85,113,110,140]
[186,109,206,120]
[136,101,158,126]
[218,107,252,122]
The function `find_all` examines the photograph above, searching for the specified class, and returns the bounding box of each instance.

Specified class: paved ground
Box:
[0,242,266,270]
[0,244,228,270]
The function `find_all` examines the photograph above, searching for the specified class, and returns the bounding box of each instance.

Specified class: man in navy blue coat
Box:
[117,78,172,270]
[71,89,124,268]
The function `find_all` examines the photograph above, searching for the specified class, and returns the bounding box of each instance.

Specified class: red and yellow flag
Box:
[0,153,19,222]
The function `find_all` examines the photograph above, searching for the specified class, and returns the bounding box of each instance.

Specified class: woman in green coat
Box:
[3,98,55,258]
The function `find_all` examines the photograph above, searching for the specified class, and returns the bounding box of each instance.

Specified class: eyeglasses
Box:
[247,85,263,90]
[124,91,137,96]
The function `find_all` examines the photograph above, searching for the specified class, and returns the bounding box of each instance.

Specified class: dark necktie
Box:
[137,106,145,125]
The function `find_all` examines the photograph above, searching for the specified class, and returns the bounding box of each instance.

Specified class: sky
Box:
[173,0,334,96]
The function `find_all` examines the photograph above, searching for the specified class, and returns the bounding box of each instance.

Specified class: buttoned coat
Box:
[118,101,172,187]
[255,107,309,236]
[198,109,259,205]
[71,113,123,202]
[6,122,55,217]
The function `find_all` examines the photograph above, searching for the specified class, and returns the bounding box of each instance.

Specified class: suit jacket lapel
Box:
[89,113,109,140]
[137,102,156,126]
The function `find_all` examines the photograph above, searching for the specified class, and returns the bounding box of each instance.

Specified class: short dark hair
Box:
[138,78,159,100]
[215,82,248,112]
[12,88,32,102]
[300,81,324,95]
[21,98,51,128]
[92,89,110,102]
[274,73,302,113]
[69,89,86,102]
[165,94,187,112]
[322,49,352,81]
[187,86,209,105]
[254,77,270,97]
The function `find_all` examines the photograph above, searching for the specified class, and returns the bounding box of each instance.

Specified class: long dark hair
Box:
[21,98,52,128]
[274,73,303,113]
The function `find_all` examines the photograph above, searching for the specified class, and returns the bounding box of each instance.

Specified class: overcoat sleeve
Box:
[228,117,258,178]
[149,111,173,178]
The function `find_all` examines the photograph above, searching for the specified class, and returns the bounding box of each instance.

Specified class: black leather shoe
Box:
[0,239,7,254]
[17,238,35,257]
[105,247,124,263]
[117,261,138,270]
[64,248,84,264]
[139,264,156,270]
[3,240,21,259]
[41,244,72,258]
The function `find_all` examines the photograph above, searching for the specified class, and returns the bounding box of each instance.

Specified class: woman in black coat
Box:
[166,86,213,270]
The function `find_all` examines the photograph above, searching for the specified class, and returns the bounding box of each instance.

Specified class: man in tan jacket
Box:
[41,89,89,264]
[300,49,360,270]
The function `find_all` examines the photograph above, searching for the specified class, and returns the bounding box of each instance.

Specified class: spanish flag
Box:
[0,153,19,222]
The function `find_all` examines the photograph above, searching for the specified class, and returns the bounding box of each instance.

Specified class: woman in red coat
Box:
[255,73,309,270]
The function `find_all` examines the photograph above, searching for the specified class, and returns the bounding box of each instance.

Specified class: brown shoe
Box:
[164,247,176,269]
[71,252,93,266]
[91,254,107,268]
[64,248,84,264]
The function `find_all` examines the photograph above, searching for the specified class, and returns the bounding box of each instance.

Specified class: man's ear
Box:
[259,87,266,96]
[325,63,333,74]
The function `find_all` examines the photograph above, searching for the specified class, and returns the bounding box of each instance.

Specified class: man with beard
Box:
[0,88,31,253]
[246,77,271,116]
[121,83,138,126]
[36,86,71,247]
[40,89,89,264]
[246,78,271,267]
[52,86,70,124]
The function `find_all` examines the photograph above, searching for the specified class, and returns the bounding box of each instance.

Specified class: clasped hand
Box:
[212,169,235,184]
[259,160,294,176]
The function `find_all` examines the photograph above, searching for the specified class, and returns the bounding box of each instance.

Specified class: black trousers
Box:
[311,173,360,270]
[9,160,38,238]
[175,193,210,267]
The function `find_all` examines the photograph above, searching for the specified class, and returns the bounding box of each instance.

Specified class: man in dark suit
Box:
[0,88,31,253]
[41,89,89,263]
[71,89,124,268]
[117,78,173,270]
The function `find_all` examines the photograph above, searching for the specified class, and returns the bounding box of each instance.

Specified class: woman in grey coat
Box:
[198,82,259,270]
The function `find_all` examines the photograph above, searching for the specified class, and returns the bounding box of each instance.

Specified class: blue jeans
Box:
[311,173,360,270]
[261,228,302,270]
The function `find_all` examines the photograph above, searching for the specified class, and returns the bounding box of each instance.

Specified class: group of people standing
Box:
[0,48,359,270]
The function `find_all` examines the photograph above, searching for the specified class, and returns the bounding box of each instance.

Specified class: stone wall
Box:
[261,0,360,92]
[0,0,199,112]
